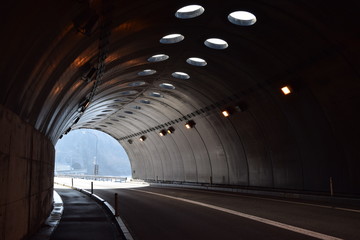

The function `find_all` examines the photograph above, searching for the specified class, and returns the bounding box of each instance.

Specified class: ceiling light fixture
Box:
[281,86,292,95]
[159,130,167,136]
[185,120,196,129]
[139,136,146,142]
[222,110,230,117]
[167,127,175,134]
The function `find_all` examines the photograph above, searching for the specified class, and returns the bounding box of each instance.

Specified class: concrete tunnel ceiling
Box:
[1,0,360,194]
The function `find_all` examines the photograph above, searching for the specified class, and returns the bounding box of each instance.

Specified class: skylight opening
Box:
[148,54,169,62]
[175,5,205,19]
[186,57,207,66]
[138,69,157,76]
[172,72,190,79]
[228,11,256,26]
[159,83,175,90]
[128,81,146,87]
[140,99,151,104]
[204,38,228,49]
[124,111,133,114]
[160,34,185,44]
[149,92,162,98]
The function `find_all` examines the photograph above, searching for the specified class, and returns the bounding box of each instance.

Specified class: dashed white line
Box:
[132,189,343,240]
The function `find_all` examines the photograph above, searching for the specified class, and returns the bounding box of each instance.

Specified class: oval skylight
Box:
[119,90,138,96]
[140,99,151,104]
[118,115,126,118]
[186,57,207,66]
[148,54,169,62]
[124,111,133,114]
[228,11,256,26]
[138,69,156,76]
[128,81,146,87]
[149,92,162,97]
[101,109,112,113]
[159,83,175,90]
[160,34,185,44]
[172,72,190,79]
[175,5,204,19]
[204,38,228,49]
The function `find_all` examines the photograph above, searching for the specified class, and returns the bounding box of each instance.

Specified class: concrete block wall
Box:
[0,104,54,240]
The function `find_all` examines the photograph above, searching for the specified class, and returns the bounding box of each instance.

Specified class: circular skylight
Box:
[138,69,157,76]
[128,81,146,87]
[119,90,138,96]
[228,11,256,26]
[140,99,151,104]
[160,34,185,44]
[159,83,175,90]
[172,72,190,79]
[204,38,228,49]
[186,57,207,66]
[149,92,162,98]
[175,5,204,19]
[148,54,169,62]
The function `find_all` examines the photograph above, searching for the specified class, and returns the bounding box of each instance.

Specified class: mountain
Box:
[55,129,132,177]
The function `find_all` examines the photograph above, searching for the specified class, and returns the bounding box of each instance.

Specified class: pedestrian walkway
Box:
[50,187,125,240]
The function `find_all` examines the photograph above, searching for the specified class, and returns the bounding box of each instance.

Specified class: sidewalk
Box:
[50,187,126,240]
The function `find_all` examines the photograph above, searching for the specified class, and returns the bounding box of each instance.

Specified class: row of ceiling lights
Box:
[129,120,196,143]
[129,84,293,142]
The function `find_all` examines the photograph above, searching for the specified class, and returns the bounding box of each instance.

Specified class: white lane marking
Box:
[158,186,360,214]
[132,189,343,240]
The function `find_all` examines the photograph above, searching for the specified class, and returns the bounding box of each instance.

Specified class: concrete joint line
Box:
[132,189,343,240]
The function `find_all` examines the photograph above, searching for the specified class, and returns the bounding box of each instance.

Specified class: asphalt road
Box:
[91,186,360,240]
[54,178,360,240]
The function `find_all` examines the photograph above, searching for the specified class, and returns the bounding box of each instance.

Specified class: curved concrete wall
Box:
[0,105,54,239]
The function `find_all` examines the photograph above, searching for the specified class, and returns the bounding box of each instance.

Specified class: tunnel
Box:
[1,0,360,239]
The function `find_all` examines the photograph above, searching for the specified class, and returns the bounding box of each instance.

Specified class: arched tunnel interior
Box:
[1,0,359,239]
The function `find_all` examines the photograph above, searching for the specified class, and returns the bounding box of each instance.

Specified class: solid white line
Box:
[157,185,360,214]
[132,189,343,240]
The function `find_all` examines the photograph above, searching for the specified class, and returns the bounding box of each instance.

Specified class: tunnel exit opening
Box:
[55,129,131,178]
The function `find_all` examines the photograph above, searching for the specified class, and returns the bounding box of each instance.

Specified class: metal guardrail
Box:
[55,174,128,182]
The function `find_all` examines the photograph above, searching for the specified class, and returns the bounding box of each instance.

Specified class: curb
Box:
[30,191,64,240]
[54,182,134,240]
